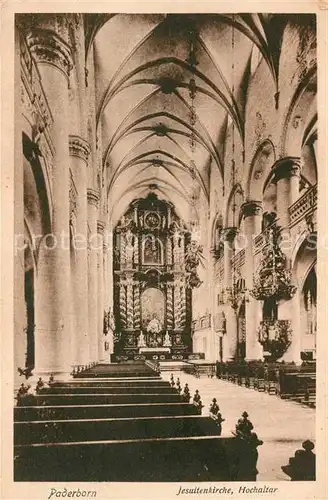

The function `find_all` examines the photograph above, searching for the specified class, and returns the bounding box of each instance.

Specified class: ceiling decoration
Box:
[87,14,285,224]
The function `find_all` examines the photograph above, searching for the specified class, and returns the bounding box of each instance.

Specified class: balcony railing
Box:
[289,184,317,228]
[232,248,245,268]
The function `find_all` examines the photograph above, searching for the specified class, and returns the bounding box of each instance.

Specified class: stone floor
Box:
[161,370,316,481]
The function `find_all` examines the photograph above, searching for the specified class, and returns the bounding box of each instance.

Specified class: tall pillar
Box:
[241,201,263,361]
[273,157,301,233]
[272,158,302,363]
[210,249,220,362]
[69,136,90,366]
[283,290,302,363]
[14,28,26,389]
[28,23,73,379]
[97,220,105,362]
[222,228,238,361]
[87,188,99,362]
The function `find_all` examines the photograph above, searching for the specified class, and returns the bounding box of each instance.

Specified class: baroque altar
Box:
[112,193,201,359]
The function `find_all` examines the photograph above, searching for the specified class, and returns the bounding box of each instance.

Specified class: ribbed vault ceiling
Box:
[89,13,283,223]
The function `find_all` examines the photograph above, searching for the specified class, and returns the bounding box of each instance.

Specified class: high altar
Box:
[113,193,195,360]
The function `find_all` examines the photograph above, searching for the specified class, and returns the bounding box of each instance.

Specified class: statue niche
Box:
[141,287,165,347]
[142,236,163,265]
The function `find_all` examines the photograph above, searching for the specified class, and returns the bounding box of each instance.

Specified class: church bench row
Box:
[39,385,176,394]
[14,402,200,421]
[15,415,220,445]
[216,362,316,407]
[18,393,187,406]
[14,436,258,482]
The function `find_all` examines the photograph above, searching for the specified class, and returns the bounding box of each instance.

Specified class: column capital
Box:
[26,28,73,81]
[272,157,302,182]
[69,135,90,163]
[87,188,99,207]
[221,227,238,243]
[240,201,263,219]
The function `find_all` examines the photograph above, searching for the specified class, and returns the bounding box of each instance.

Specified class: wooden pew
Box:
[15,415,222,445]
[14,436,256,482]
[14,402,200,422]
[23,393,186,406]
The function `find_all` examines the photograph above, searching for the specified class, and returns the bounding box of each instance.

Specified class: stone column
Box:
[210,248,220,362]
[28,24,73,379]
[241,201,263,361]
[282,289,302,363]
[87,188,99,362]
[69,136,90,366]
[97,220,105,362]
[222,228,238,361]
[272,158,302,363]
[14,28,26,389]
[273,157,301,233]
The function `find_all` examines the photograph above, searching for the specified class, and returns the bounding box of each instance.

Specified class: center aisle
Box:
[161,371,316,481]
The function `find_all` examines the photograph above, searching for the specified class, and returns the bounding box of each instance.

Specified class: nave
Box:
[13,13,319,486]
[14,362,315,482]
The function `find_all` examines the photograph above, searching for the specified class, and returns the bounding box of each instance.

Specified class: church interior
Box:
[14,13,317,482]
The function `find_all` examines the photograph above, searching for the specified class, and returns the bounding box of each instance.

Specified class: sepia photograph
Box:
[1,4,327,499]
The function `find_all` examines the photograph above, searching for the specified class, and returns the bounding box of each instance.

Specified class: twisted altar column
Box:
[126,276,134,330]
[166,284,174,330]
[119,282,127,329]
[179,280,186,329]
[167,237,173,265]
[174,281,182,330]
[133,284,141,330]
[173,230,181,270]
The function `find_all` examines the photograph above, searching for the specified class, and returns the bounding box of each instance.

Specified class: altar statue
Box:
[163,331,172,347]
[138,332,146,348]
